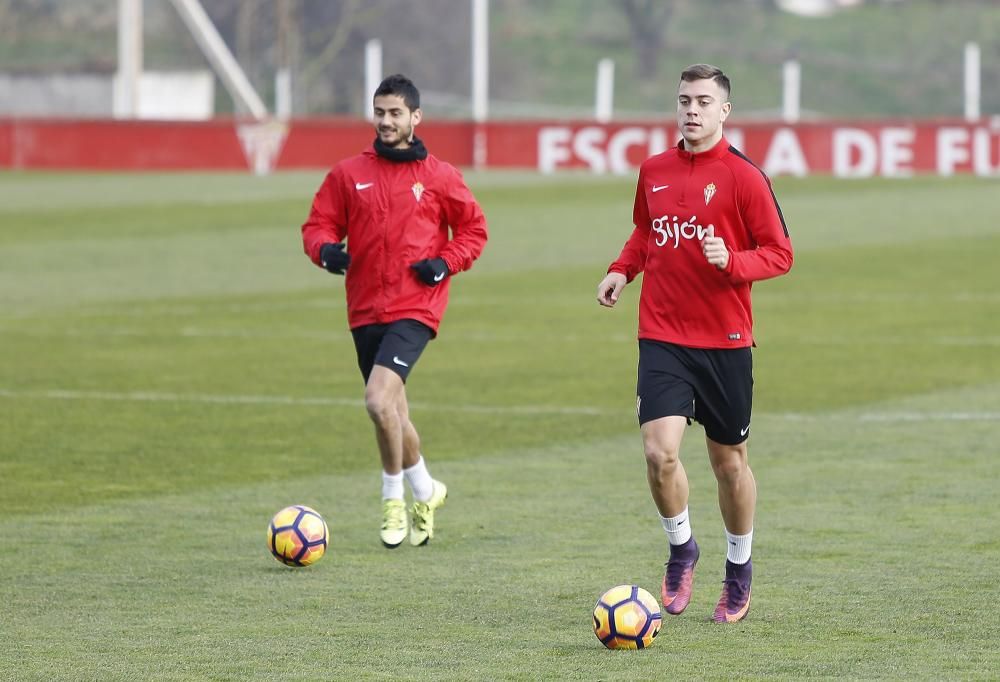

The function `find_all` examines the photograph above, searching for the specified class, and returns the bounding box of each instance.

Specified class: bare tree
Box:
[295,0,389,113]
[616,0,685,79]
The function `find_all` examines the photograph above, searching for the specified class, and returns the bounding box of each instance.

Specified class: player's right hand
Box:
[596,272,627,308]
[320,242,350,275]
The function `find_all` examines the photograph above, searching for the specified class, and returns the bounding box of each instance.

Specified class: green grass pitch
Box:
[1,170,998,680]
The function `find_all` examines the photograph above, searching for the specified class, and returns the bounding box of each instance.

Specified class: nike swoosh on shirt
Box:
[392,356,409,368]
[652,184,670,192]
[740,425,751,436]
[355,182,374,190]
[433,272,446,282]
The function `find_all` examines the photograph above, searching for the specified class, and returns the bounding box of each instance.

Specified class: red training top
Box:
[608,136,793,348]
[302,146,488,334]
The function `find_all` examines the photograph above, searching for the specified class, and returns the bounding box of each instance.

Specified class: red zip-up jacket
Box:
[609,137,793,348]
[302,146,488,334]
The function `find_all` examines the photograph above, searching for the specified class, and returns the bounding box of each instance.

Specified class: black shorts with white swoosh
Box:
[351,319,433,383]
[636,340,753,445]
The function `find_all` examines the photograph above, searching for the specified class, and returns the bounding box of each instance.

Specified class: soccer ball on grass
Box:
[593,584,662,649]
[267,505,328,567]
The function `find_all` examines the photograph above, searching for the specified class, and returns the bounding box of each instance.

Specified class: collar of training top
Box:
[676,136,730,163]
[373,135,428,162]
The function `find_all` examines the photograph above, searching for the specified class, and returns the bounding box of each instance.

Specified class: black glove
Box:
[410,258,450,286]
[319,242,350,275]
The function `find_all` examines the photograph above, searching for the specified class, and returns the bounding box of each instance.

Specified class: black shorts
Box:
[636,340,753,445]
[351,319,433,384]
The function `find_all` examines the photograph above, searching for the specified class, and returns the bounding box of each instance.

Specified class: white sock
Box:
[659,507,693,546]
[726,528,753,564]
[381,470,404,501]
[403,456,434,502]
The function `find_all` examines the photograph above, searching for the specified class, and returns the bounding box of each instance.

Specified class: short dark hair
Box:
[679,64,731,99]
[374,74,420,111]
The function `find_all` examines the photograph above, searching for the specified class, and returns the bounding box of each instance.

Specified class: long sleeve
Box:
[438,167,488,274]
[723,171,793,284]
[608,172,650,282]
[301,166,349,266]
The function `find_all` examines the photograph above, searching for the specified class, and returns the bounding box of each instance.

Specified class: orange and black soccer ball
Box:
[593,584,662,649]
[267,505,328,567]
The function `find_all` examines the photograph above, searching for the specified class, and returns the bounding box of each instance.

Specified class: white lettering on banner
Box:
[762,128,808,177]
[538,127,572,174]
[648,128,670,156]
[833,128,877,178]
[536,123,998,177]
[880,127,915,177]
[607,127,647,175]
[537,126,673,174]
[573,127,609,173]
[832,127,915,178]
[973,128,1000,176]
[937,127,969,176]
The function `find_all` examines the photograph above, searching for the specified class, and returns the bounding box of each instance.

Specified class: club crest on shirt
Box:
[704,183,717,206]
[412,182,424,202]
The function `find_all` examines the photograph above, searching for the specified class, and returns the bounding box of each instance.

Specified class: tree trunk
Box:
[616,0,679,79]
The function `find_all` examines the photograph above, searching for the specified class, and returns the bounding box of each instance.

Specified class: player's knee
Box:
[644,442,681,473]
[364,388,395,423]
[711,450,748,484]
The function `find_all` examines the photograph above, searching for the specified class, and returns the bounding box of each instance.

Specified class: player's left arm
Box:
[438,166,489,274]
[301,166,349,267]
[715,171,793,284]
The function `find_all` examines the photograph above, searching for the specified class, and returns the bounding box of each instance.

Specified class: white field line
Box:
[0,295,579,321]
[0,388,605,416]
[2,290,987,321]
[0,387,998,422]
[2,291,997,322]
[760,292,1000,303]
[786,335,1000,347]
[855,412,1000,422]
[1,325,1000,347]
[0,326,637,343]
[770,411,1000,422]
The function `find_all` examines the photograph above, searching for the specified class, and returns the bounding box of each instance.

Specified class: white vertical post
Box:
[471,0,489,123]
[114,0,143,118]
[964,42,981,122]
[595,58,614,123]
[782,59,801,124]
[275,68,292,120]
[364,39,382,121]
[471,0,489,168]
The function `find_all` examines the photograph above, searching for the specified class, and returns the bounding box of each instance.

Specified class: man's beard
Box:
[378,125,412,148]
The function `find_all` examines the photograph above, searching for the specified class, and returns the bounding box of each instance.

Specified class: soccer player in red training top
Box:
[302,74,488,549]
[596,64,793,623]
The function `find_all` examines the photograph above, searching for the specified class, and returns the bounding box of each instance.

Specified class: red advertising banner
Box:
[1,117,998,177]
[524,121,1000,177]
[0,119,247,170]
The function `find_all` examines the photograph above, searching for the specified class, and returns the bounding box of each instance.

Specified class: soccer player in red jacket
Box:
[302,74,488,549]
[596,64,793,623]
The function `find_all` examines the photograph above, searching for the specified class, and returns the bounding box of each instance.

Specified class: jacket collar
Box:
[676,136,730,163]
[372,135,428,162]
